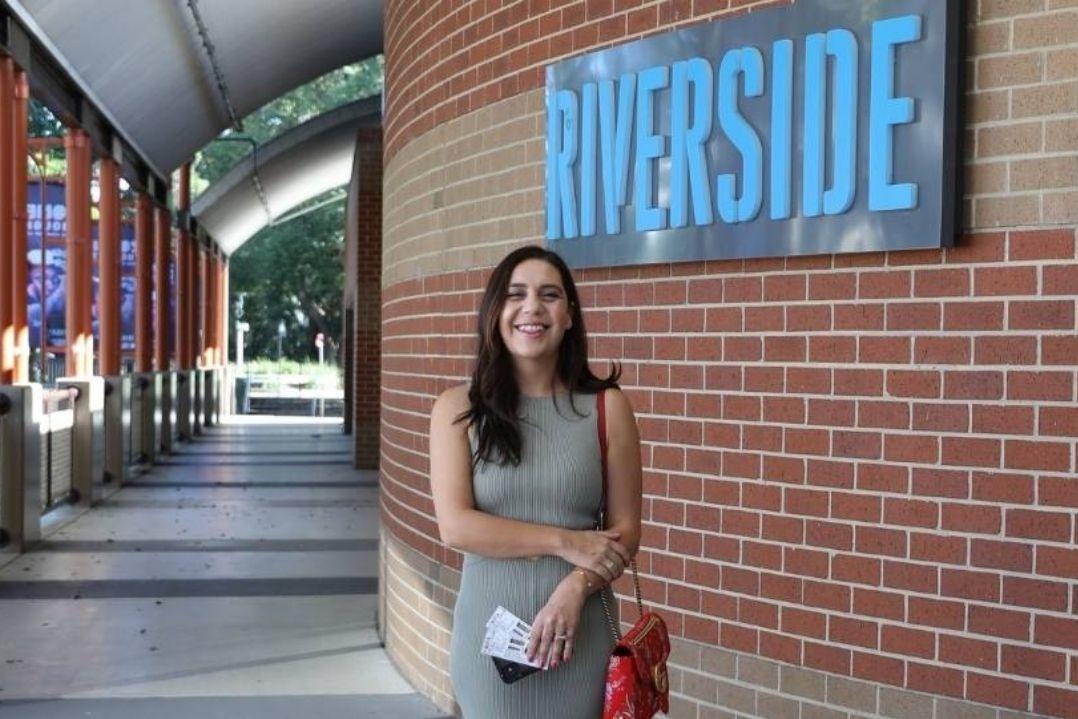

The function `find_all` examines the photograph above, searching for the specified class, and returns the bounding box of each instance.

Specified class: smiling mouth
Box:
[514,323,548,337]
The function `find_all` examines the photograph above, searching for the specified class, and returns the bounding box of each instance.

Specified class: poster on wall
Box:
[27,179,138,355]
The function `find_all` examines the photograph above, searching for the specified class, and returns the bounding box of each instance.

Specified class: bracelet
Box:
[574,567,595,592]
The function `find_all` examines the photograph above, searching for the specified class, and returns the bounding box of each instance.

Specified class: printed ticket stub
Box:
[481,606,543,668]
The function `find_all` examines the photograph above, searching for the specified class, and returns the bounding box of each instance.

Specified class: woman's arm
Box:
[429,385,630,573]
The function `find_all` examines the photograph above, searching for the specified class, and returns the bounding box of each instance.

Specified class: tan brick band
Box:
[380,528,1055,719]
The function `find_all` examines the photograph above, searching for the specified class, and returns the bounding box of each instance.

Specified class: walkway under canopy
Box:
[0,417,446,719]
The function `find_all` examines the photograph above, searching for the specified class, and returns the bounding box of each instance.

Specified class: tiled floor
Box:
[0,416,449,718]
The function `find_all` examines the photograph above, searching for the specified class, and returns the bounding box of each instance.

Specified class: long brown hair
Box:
[456,245,620,468]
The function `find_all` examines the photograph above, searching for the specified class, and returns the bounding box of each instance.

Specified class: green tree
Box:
[230,191,346,362]
[198,57,383,364]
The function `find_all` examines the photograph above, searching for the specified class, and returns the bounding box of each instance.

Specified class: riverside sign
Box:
[545,0,961,268]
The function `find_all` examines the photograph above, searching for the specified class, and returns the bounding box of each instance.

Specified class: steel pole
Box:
[12,69,28,382]
[134,192,153,373]
[0,58,14,384]
[98,157,121,376]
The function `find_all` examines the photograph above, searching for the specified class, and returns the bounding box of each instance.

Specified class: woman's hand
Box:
[526,575,587,670]
[558,529,631,583]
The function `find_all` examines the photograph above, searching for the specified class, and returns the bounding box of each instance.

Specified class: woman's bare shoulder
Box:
[431,383,471,425]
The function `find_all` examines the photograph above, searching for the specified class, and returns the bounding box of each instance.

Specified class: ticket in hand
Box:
[481,606,543,668]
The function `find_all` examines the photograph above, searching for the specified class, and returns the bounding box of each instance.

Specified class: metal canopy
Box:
[192,95,381,255]
[12,0,383,176]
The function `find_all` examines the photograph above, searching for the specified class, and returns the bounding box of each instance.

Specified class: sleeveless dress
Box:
[450,390,618,718]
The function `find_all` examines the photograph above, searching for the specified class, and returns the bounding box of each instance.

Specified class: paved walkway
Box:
[0,416,448,718]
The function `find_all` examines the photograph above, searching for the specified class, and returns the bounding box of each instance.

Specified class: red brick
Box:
[912,403,969,432]
[883,435,939,464]
[763,274,806,301]
[1010,300,1075,330]
[1002,645,1067,681]
[745,306,783,332]
[942,437,1001,468]
[887,370,940,398]
[803,641,850,675]
[829,616,878,649]
[1007,508,1071,542]
[859,336,911,363]
[805,520,852,550]
[972,405,1034,434]
[832,554,881,586]
[974,266,1038,296]
[971,538,1034,572]
[1043,335,1078,365]
[858,270,911,298]
[807,459,854,489]
[763,335,805,362]
[1008,370,1073,401]
[808,272,856,300]
[1005,439,1071,472]
[939,635,998,670]
[941,568,1000,602]
[881,625,934,658]
[723,276,761,302]
[914,336,970,364]
[852,651,904,686]
[948,232,1005,263]
[1034,615,1078,651]
[887,302,942,330]
[907,662,962,699]
[1009,228,1075,260]
[944,370,1003,400]
[882,560,938,593]
[941,502,1002,534]
[1003,576,1070,611]
[911,467,969,499]
[705,306,742,331]
[785,427,830,456]
[883,498,939,528]
[943,301,1004,330]
[1036,546,1078,580]
[1041,406,1078,437]
[856,463,908,493]
[744,366,783,393]
[759,630,800,664]
[783,547,829,578]
[967,673,1030,712]
[858,401,910,429]
[787,367,831,394]
[1039,476,1078,508]
[854,527,906,558]
[972,471,1035,504]
[809,335,856,362]
[787,305,831,332]
[762,455,804,484]
[908,597,965,630]
[803,579,850,612]
[974,335,1038,365]
[762,396,804,424]
[760,572,802,604]
[834,303,885,330]
[719,622,758,653]
[909,532,967,565]
[1033,686,1078,719]
[834,369,883,397]
[969,605,1031,641]
[832,493,881,522]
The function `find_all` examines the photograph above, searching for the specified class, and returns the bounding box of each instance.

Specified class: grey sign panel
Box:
[545,0,962,269]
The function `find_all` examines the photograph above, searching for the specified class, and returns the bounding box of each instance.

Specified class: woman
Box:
[429,245,643,718]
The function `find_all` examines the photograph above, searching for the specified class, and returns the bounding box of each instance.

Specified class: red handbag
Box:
[596,389,671,719]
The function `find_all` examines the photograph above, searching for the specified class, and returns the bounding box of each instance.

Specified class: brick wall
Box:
[352,129,383,469]
[381,1,1078,717]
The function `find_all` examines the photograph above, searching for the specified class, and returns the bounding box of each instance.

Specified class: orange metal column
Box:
[177,164,190,370]
[197,244,207,366]
[218,256,228,366]
[0,58,13,385]
[205,251,216,366]
[98,157,121,376]
[12,69,28,382]
[64,129,92,377]
[134,192,153,373]
[153,205,170,371]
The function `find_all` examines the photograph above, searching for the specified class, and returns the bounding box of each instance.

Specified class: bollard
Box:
[103,376,131,487]
[58,377,105,507]
[131,373,160,464]
[193,369,204,435]
[0,384,43,553]
[203,369,216,428]
[176,371,195,440]
[160,371,177,453]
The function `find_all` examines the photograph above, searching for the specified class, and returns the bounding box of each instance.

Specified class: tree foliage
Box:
[204,56,383,364]
[230,195,346,362]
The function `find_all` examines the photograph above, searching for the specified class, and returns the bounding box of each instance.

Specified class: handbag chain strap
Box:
[596,388,645,641]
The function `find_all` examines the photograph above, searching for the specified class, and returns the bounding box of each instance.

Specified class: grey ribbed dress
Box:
[451,390,617,718]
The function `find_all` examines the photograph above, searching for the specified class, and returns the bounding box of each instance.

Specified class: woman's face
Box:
[497,258,573,363]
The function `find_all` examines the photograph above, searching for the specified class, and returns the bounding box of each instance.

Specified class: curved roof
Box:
[192,95,382,254]
[14,0,383,176]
